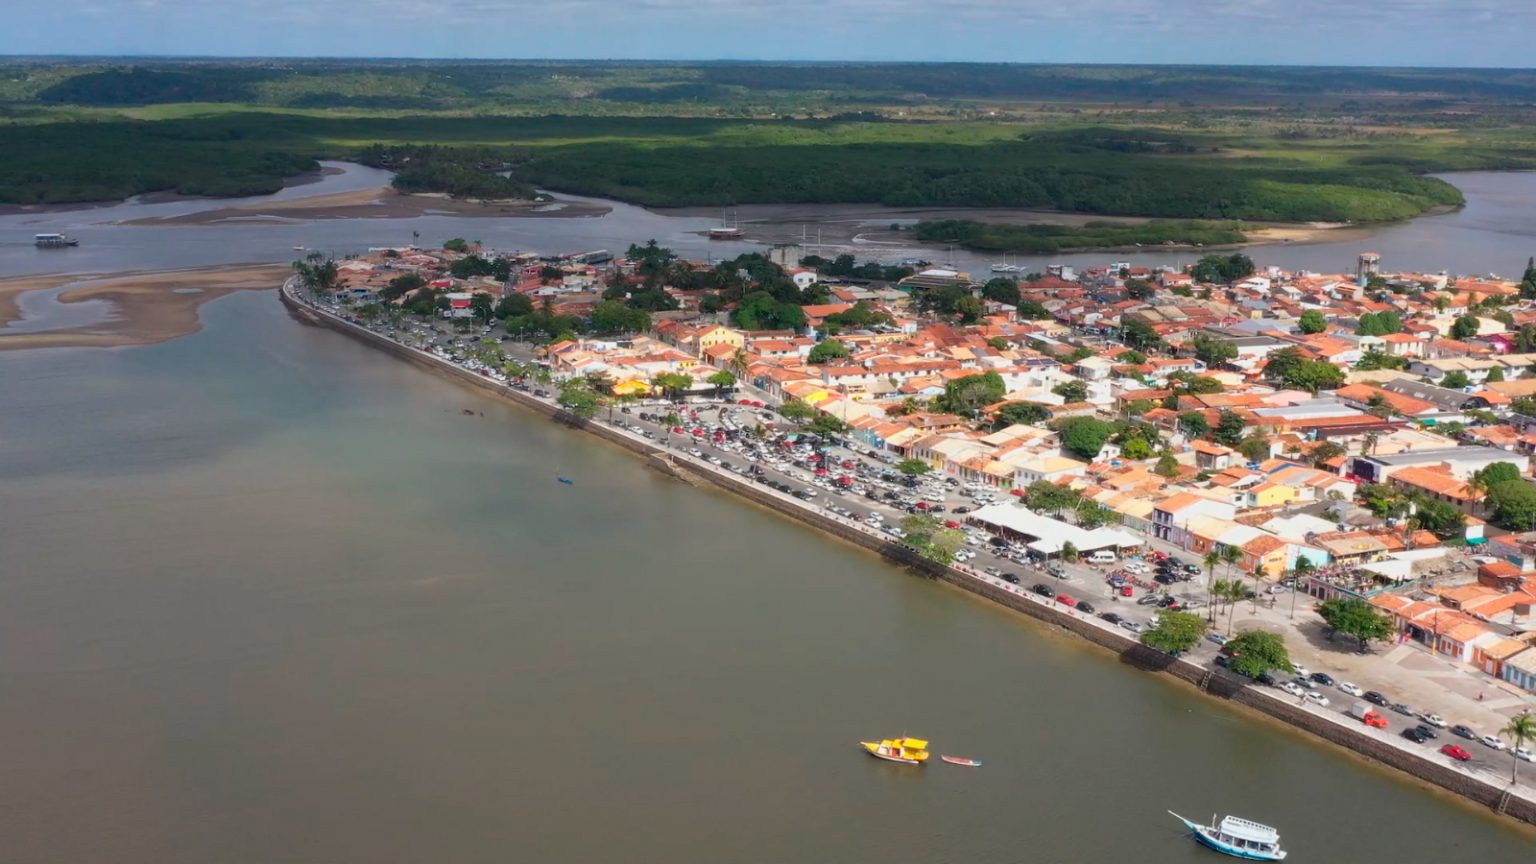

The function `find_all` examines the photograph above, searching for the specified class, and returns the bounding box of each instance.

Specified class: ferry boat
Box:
[34,233,79,248]
[1169,812,1286,861]
[861,737,929,765]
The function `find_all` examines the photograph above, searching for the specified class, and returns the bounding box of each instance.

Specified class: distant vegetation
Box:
[2,60,1536,214]
[913,219,1249,253]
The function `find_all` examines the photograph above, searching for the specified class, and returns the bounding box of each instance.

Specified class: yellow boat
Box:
[861,737,930,765]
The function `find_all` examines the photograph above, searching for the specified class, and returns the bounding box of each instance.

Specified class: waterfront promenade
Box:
[280,278,1536,826]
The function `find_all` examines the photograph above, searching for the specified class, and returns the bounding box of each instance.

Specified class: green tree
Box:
[1052,380,1089,402]
[556,377,601,421]
[443,237,470,253]
[778,398,815,423]
[1120,436,1154,460]
[1140,610,1207,655]
[901,514,964,564]
[807,413,848,436]
[1178,410,1210,439]
[1411,495,1465,538]
[1054,416,1116,461]
[993,401,1051,429]
[1355,349,1407,371]
[1355,310,1403,336]
[1059,541,1079,563]
[1440,370,1471,390]
[1451,314,1481,340]
[807,339,849,364]
[650,371,694,402]
[1202,550,1223,624]
[1224,630,1296,680]
[1213,578,1249,636]
[1285,360,1346,394]
[1191,333,1238,368]
[1502,713,1536,786]
[1117,349,1147,365]
[1316,598,1395,652]
[1213,410,1246,446]
[589,300,650,335]
[936,372,1006,417]
[1237,435,1271,462]
[1121,317,1163,351]
[1472,462,1524,498]
[1124,278,1154,300]
[1309,440,1346,467]
[1297,310,1328,334]
[1485,479,1536,530]
[1190,253,1254,284]
[1155,452,1180,478]
[707,370,737,397]
[981,277,1021,306]
[1023,479,1081,516]
[495,293,534,320]
[897,458,931,476]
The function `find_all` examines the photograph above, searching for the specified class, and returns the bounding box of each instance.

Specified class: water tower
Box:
[1357,252,1381,286]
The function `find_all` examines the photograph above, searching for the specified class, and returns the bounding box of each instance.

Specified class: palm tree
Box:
[1503,713,1536,786]
[727,347,750,380]
[1203,550,1222,624]
[1289,558,1315,620]
[1361,432,1379,457]
[1214,579,1247,636]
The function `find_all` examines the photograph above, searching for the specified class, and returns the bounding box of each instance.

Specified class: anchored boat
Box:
[1169,812,1286,861]
[861,737,929,765]
[940,755,982,767]
[34,233,78,248]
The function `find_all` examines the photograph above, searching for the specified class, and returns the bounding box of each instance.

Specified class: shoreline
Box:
[278,279,1536,829]
[0,264,288,351]
[121,186,612,226]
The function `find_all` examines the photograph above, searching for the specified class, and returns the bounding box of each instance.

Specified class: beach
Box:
[0,264,288,351]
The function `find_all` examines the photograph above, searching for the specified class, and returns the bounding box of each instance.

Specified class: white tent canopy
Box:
[969,503,1144,554]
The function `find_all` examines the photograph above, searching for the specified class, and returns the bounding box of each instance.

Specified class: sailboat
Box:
[708,209,743,240]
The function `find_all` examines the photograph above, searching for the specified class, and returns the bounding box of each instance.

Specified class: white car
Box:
[1291,664,1311,679]
[1304,691,1329,707]
[1421,713,1448,728]
[1281,681,1305,697]
[1338,682,1363,697]
[1516,746,1534,763]
[1481,735,1506,751]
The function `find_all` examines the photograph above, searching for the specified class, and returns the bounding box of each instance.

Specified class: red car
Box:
[738,398,752,405]
[1057,594,1078,607]
[671,426,685,434]
[1441,744,1472,762]
[944,520,961,529]
[1119,585,1134,597]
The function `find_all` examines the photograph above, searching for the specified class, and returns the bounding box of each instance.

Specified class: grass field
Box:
[4,60,1536,219]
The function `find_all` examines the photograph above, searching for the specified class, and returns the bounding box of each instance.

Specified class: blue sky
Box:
[8,0,1535,66]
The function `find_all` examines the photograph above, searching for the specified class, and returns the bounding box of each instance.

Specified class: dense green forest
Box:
[2,60,1536,214]
[913,219,1249,253]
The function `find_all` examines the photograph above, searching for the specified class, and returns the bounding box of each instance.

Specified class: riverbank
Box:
[278,280,1536,828]
[124,187,611,226]
[0,264,287,351]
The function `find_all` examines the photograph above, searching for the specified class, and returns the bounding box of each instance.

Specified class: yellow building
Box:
[696,325,745,354]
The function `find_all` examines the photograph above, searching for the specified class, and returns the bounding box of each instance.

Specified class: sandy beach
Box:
[0,264,288,351]
[124,187,611,226]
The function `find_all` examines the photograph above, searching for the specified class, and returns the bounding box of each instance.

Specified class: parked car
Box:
[1031,583,1054,597]
[1076,601,1096,614]
[1098,612,1123,625]
[1309,672,1336,687]
[1001,573,1020,585]
[1413,724,1439,740]
[1421,713,1448,728]
[1304,690,1330,707]
[1120,620,1145,635]
[1402,727,1432,744]
[1291,664,1311,679]
[1338,682,1364,697]
[1281,681,1305,697]
[1363,691,1390,707]
[1056,593,1078,607]
[1517,746,1535,763]
[1440,744,1473,762]
[1451,725,1478,740]
[1206,633,1228,646]
[1481,735,1506,750]
[1390,703,1414,717]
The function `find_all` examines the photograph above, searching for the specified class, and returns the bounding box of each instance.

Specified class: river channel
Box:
[0,168,1533,861]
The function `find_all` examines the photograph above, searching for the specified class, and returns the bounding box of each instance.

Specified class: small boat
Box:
[940,755,982,767]
[861,737,929,765]
[293,245,307,251]
[557,476,574,485]
[1169,812,1286,861]
[34,233,78,248]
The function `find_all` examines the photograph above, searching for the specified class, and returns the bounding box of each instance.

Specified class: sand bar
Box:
[0,264,288,352]
[124,187,610,226]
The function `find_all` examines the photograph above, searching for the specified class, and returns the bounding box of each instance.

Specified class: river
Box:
[0,168,1534,861]
[4,163,1536,280]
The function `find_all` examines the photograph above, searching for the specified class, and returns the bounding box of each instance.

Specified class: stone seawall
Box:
[279,285,1536,828]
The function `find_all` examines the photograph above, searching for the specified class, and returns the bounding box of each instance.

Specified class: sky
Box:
[7,0,1536,67]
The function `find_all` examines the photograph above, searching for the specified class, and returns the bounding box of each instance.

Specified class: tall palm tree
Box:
[1503,713,1536,786]
[1361,432,1379,457]
[728,348,750,380]
[1215,579,1247,636]
[1203,550,1223,624]
[1289,558,1316,620]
